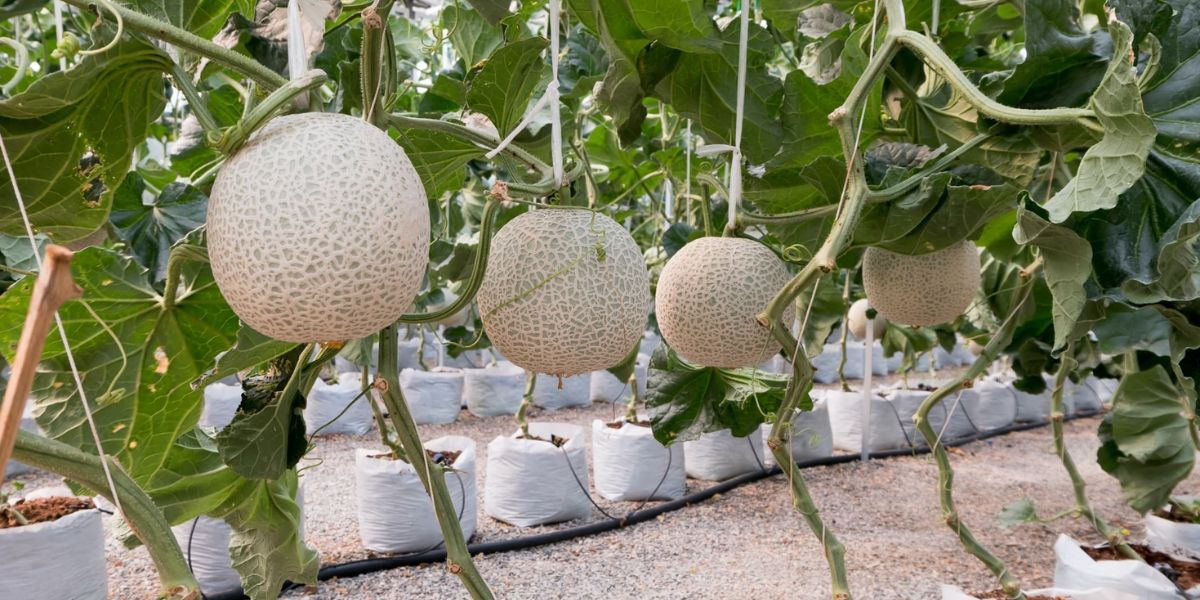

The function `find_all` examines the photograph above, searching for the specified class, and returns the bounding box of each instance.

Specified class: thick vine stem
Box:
[13,430,200,600]
[59,0,287,90]
[516,371,535,439]
[912,279,1035,599]
[1049,346,1141,561]
[387,114,553,176]
[399,199,501,324]
[216,70,328,155]
[377,325,494,599]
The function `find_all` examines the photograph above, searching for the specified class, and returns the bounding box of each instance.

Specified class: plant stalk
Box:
[377,324,494,599]
[399,199,501,324]
[60,0,287,90]
[1050,346,1141,560]
[517,371,535,439]
[13,430,199,600]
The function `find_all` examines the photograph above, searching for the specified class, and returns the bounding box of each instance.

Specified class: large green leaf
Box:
[119,0,242,38]
[1098,366,1196,513]
[1013,204,1091,352]
[0,36,170,242]
[465,37,550,137]
[392,127,485,200]
[445,3,504,68]
[0,246,237,480]
[1121,200,1200,302]
[879,181,1019,254]
[793,272,847,359]
[1043,21,1156,223]
[645,346,789,446]
[998,0,1111,108]
[109,174,208,281]
[625,0,719,53]
[1092,305,1174,357]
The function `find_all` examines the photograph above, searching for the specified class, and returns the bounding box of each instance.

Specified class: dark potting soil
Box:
[1082,543,1200,590]
[0,496,95,529]
[1156,504,1200,524]
[518,433,569,447]
[605,419,651,429]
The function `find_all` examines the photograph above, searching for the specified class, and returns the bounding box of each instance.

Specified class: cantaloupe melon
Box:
[208,112,429,343]
[847,298,887,340]
[861,241,981,327]
[655,237,793,369]
[476,209,650,377]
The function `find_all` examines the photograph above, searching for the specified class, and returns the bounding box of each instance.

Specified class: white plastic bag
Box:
[941,584,1136,600]
[532,373,591,410]
[173,486,305,595]
[463,361,526,417]
[1011,379,1052,423]
[399,368,463,425]
[825,390,911,453]
[933,346,961,369]
[1053,534,1179,599]
[1067,378,1103,415]
[1145,501,1200,560]
[762,403,834,467]
[1085,375,1118,405]
[305,372,373,436]
[813,343,888,383]
[484,423,591,527]
[961,378,1017,431]
[201,381,242,429]
[639,331,661,357]
[589,354,649,402]
[355,436,477,553]
[886,351,932,374]
[591,420,686,501]
[0,507,106,600]
[683,427,767,481]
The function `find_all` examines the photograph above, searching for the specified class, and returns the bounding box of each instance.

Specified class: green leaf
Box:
[0,35,170,242]
[654,22,783,164]
[1121,198,1200,302]
[198,325,297,387]
[1013,204,1092,352]
[606,341,641,384]
[1043,21,1157,222]
[216,358,310,480]
[1098,366,1195,513]
[120,0,242,38]
[998,0,1112,108]
[445,3,504,68]
[225,472,317,600]
[1092,305,1174,357]
[794,272,847,359]
[772,70,847,169]
[560,25,610,98]
[625,0,719,53]
[465,37,550,137]
[878,181,1019,254]
[0,232,48,276]
[0,246,237,480]
[998,496,1042,529]
[392,128,484,200]
[109,174,208,281]
[645,346,789,445]
[464,0,509,25]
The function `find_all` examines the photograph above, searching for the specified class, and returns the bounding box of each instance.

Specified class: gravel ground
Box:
[8,371,1197,600]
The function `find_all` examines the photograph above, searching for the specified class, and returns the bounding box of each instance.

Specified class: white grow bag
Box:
[1084,375,1118,406]
[683,427,766,481]
[355,436,477,553]
[173,486,306,595]
[305,372,372,436]
[885,351,932,374]
[201,381,242,429]
[812,342,888,383]
[0,507,106,600]
[825,390,910,453]
[485,423,590,527]
[399,368,463,425]
[1011,379,1053,423]
[532,373,591,410]
[463,361,526,417]
[1066,378,1103,415]
[762,403,834,467]
[591,420,686,501]
[1145,497,1200,560]
[589,354,649,403]
[1053,534,1179,598]
[942,585,1136,600]
[961,379,1017,432]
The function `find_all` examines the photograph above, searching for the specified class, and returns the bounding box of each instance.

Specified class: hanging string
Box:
[485,0,565,188]
[695,1,750,230]
[684,119,692,225]
[661,109,673,219]
[287,0,306,81]
[0,130,125,518]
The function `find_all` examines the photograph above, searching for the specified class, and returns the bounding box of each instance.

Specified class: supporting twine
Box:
[695,2,751,229]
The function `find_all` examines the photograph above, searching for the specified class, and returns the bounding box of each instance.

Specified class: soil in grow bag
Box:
[1082,544,1200,590]
[369,449,463,465]
[0,496,95,529]
[606,419,651,428]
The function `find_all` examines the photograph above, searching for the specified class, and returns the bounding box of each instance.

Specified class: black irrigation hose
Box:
[206,411,1098,600]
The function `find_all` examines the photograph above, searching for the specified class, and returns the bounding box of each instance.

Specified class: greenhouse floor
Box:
[9,376,1191,600]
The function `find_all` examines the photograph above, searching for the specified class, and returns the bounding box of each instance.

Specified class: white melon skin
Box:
[476,209,651,377]
[847,298,887,340]
[655,237,793,369]
[861,241,981,327]
[208,112,429,343]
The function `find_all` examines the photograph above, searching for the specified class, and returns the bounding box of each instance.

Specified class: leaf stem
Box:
[168,61,220,137]
[59,0,287,90]
[517,372,535,439]
[13,430,199,600]
[377,324,494,599]
[398,199,501,324]
[216,70,328,155]
[387,113,552,175]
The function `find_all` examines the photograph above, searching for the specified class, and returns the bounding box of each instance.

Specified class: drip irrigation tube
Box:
[205,411,1098,600]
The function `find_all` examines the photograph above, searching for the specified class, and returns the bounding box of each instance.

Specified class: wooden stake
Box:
[0,245,81,476]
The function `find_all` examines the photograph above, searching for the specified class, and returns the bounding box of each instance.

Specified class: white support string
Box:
[660,109,673,219]
[53,1,66,70]
[696,3,751,228]
[485,0,566,189]
[684,119,692,225]
[287,0,306,80]
[0,130,125,518]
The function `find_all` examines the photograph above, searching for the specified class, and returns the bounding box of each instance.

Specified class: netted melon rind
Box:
[861,241,981,327]
[847,298,887,340]
[208,112,429,343]
[655,237,793,369]
[476,210,651,377]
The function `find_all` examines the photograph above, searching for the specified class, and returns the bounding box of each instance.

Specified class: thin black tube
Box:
[205,412,1092,600]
